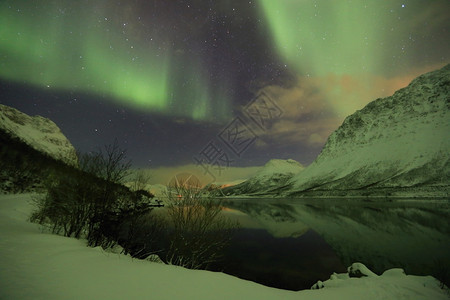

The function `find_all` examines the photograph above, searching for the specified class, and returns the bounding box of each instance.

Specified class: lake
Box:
[210,198,450,291]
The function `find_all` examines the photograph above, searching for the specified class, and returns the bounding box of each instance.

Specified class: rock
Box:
[146,254,164,264]
[311,280,324,289]
[348,262,378,278]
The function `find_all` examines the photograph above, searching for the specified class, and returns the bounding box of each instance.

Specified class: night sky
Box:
[1,0,449,183]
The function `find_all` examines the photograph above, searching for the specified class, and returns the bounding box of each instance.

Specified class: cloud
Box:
[138,164,262,186]
[307,132,328,147]
[253,63,447,149]
[253,78,339,149]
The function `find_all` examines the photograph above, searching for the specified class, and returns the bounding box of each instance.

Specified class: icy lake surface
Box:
[213,198,450,291]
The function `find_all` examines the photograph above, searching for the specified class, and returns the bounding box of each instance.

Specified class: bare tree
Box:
[31,140,138,249]
[77,150,102,177]
[98,139,132,184]
[129,169,152,192]
[163,178,238,269]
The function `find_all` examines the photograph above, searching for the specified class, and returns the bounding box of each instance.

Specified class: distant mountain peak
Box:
[0,104,78,167]
[259,159,304,175]
[221,159,304,196]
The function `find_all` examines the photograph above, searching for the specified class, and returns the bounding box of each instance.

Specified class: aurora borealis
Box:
[1,0,449,182]
[0,0,289,122]
[259,0,449,117]
[261,1,391,75]
[0,1,221,120]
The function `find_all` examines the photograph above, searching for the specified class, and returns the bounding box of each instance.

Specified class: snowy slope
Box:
[0,104,78,166]
[222,159,303,196]
[0,194,447,300]
[283,64,450,196]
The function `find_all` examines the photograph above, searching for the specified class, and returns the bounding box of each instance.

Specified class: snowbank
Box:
[0,194,447,300]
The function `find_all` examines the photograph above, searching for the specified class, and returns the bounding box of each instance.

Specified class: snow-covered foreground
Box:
[0,194,447,300]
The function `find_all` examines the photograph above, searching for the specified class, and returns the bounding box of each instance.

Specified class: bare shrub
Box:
[30,141,150,249]
[432,259,450,290]
[118,212,166,259]
[128,169,152,192]
[30,171,100,238]
[163,179,238,269]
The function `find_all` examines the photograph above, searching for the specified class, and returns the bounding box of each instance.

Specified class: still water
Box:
[211,198,450,291]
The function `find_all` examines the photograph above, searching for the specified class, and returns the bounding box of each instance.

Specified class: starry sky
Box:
[0,0,449,184]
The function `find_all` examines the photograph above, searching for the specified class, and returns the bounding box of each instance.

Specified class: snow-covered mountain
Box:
[281,64,450,197]
[0,104,78,167]
[222,159,304,196]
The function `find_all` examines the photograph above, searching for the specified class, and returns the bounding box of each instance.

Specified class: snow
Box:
[313,264,446,299]
[0,104,78,166]
[222,159,304,195]
[256,159,304,177]
[221,65,449,197]
[0,193,447,300]
[285,63,450,196]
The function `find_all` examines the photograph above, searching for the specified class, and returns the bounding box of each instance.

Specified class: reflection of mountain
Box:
[223,200,309,238]
[223,199,450,275]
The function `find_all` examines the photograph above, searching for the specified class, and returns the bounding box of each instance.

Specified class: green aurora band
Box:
[259,0,397,76]
[0,1,230,121]
[257,0,450,117]
[2,1,447,122]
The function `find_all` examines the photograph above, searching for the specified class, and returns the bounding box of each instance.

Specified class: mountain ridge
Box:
[286,64,449,196]
[221,159,304,196]
[0,104,78,167]
[224,64,450,198]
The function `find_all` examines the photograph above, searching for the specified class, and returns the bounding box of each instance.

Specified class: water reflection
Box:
[219,198,450,289]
